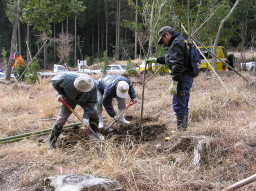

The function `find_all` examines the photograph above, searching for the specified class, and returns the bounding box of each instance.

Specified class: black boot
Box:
[177,117,183,130]
[182,113,188,130]
[48,124,62,149]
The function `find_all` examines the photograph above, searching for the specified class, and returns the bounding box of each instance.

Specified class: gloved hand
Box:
[57,94,64,102]
[130,98,138,105]
[83,118,89,126]
[145,57,157,64]
[170,80,178,95]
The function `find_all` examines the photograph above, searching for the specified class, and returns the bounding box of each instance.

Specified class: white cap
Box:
[116,81,130,99]
[74,75,94,92]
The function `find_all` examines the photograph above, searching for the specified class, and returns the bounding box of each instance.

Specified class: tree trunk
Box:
[115,0,120,60]
[66,16,68,33]
[97,18,100,56]
[74,16,77,65]
[5,0,20,80]
[44,44,47,69]
[147,2,154,57]
[104,0,109,55]
[213,0,241,47]
[5,19,18,80]
[17,0,21,54]
[135,0,138,59]
[26,24,30,62]
[53,24,56,62]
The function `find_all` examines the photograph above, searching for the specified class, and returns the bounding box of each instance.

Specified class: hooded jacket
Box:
[51,73,98,120]
[97,75,136,117]
[157,32,189,81]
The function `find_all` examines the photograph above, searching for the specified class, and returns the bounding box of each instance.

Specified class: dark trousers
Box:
[172,75,193,121]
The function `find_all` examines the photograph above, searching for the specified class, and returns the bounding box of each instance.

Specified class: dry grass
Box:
[1,71,256,190]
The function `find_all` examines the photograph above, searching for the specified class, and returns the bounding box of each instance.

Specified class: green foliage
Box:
[100,51,111,74]
[125,59,138,76]
[22,0,86,32]
[25,59,40,84]
[14,59,40,84]
[13,64,26,81]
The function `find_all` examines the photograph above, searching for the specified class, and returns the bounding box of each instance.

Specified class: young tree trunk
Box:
[17,0,21,54]
[134,0,138,59]
[104,0,109,55]
[66,16,68,33]
[5,19,18,80]
[5,0,20,80]
[115,0,120,60]
[18,21,21,54]
[74,16,77,65]
[97,18,100,56]
[147,2,154,57]
[26,24,30,62]
[53,24,56,62]
[213,0,241,47]
[44,44,47,69]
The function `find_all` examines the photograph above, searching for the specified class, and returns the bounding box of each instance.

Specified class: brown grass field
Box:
[1,71,256,191]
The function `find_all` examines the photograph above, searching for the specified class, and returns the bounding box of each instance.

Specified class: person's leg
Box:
[88,109,105,140]
[172,93,185,130]
[117,97,129,124]
[97,91,104,129]
[48,103,74,148]
[181,76,193,129]
[172,76,193,130]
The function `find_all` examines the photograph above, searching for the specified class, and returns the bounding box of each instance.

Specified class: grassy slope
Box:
[1,72,256,190]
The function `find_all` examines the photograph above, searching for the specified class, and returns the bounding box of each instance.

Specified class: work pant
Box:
[97,92,126,127]
[53,102,99,135]
[172,75,193,123]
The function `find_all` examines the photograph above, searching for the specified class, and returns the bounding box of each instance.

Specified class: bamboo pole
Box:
[223,173,256,191]
[0,122,81,144]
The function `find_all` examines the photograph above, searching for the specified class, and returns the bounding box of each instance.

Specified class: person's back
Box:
[13,55,25,69]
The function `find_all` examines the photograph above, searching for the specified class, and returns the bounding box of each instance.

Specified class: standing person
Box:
[97,75,137,130]
[146,26,195,131]
[12,52,26,80]
[49,73,103,149]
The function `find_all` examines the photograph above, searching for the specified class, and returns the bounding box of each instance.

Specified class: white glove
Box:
[83,118,89,126]
[170,81,178,95]
[57,94,64,102]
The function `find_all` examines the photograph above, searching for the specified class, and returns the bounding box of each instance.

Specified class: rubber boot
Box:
[48,124,62,149]
[182,113,188,130]
[98,115,104,129]
[120,112,130,125]
[177,116,184,131]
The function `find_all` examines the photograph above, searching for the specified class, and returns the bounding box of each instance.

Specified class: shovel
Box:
[104,99,137,132]
[58,98,104,141]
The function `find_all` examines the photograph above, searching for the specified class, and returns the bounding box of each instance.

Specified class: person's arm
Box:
[128,83,136,100]
[82,103,98,122]
[52,79,65,96]
[166,41,187,81]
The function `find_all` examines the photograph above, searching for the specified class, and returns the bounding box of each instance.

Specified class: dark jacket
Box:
[97,75,136,117]
[51,73,98,120]
[157,32,189,81]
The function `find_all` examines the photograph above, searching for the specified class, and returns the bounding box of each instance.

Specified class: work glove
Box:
[83,118,89,126]
[145,57,157,64]
[130,98,138,105]
[170,80,178,95]
[57,94,64,102]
